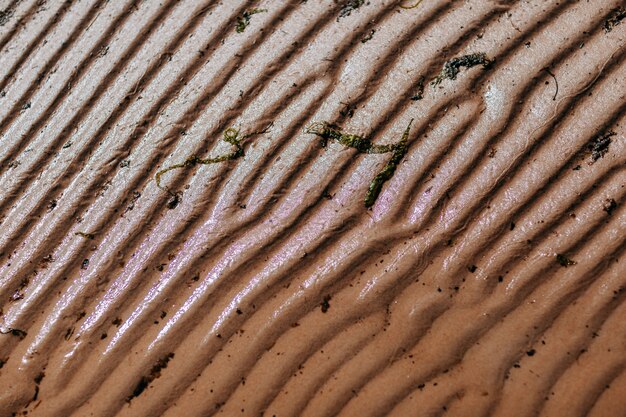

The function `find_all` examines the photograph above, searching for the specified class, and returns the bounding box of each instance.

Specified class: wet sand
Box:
[0,1,624,416]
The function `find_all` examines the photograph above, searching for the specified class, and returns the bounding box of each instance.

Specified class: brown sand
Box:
[0,1,624,416]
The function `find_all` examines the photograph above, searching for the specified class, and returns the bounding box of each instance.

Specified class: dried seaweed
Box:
[431,53,492,87]
[0,8,13,27]
[338,0,366,21]
[235,8,267,33]
[588,131,615,163]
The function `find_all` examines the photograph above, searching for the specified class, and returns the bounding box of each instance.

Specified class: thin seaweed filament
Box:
[155,124,272,203]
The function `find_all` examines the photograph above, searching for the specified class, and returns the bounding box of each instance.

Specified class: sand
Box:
[0,1,624,416]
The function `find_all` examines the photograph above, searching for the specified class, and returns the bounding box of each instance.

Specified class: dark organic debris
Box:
[33,372,45,401]
[11,288,24,301]
[75,232,95,240]
[431,53,492,86]
[603,198,617,215]
[235,8,267,33]
[127,353,175,402]
[0,327,27,339]
[338,0,367,21]
[556,254,576,267]
[166,192,182,210]
[321,295,332,313]
[361,29,375,43]
[125,191,141,212]
[339,101,357,118]
[411,76,425,101]
[604,7,626,32]
[0,8,14,27]
[64,327,75,341]
[98,45,109,58]
[588,131,615,163]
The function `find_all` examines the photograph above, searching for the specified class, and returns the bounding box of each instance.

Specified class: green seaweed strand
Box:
[306,119,413,208]
[431,52,492,87]
[236,8,267,33]
[365,120,412,207]
[399,0,423,10]
[156,124,271,196]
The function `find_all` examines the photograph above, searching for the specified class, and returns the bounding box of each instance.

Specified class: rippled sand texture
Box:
[0,0,625,416]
